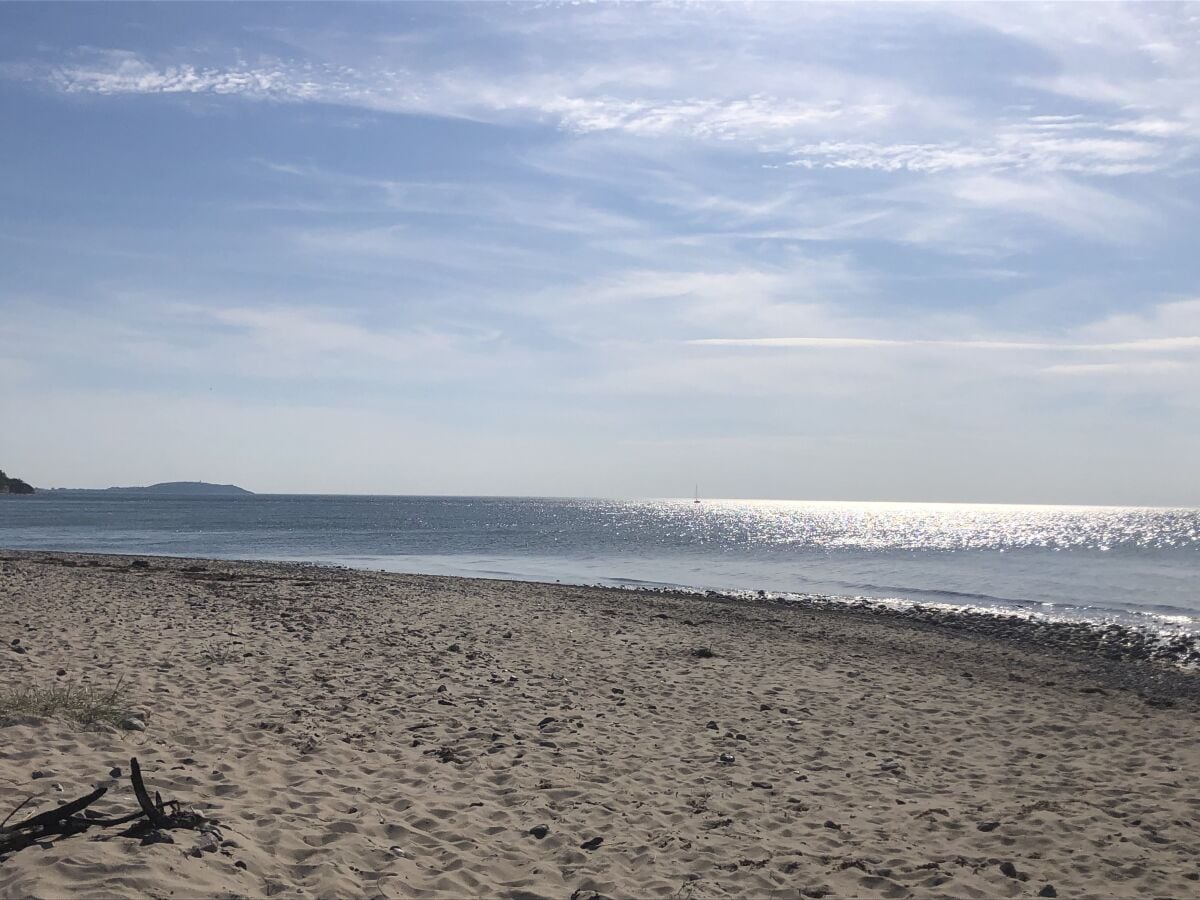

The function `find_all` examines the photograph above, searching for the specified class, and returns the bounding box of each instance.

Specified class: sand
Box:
[1,551,1198,899]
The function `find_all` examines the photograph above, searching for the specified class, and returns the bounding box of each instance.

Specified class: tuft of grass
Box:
[200,647,241,665]
[0,677,132,726]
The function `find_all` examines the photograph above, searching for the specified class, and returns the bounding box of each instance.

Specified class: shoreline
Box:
[7,547,1199,688]
[5,497,1200,640]
[3,550,1199,898]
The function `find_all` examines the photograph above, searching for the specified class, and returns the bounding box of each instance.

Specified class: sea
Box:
[2,494,1198,635]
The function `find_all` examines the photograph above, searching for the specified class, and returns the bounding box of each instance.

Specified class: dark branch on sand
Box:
[5,786,107,833]
[0,757,213,856]
[0,796,34,829]
[130,757,166,827]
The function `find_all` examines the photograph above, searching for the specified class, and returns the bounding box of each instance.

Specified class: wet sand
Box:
[1,551,1198,898]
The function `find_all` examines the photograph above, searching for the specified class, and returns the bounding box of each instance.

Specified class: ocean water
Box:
[2,494,1198,634]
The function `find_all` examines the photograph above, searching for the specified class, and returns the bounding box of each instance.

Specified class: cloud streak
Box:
[689,337,1200,352]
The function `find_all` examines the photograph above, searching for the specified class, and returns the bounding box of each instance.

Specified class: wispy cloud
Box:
[689,336,1200,352]
[1,294,522,387]
[1042,361,1189,376]
[30,50,913,150]
[953,3,1200,138]
[787,127,1170,176]
[944,174,1155,242]
[43,51,360,101]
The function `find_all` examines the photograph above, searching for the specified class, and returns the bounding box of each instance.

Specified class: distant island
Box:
[44,481,254,496]
[0,470,35,494]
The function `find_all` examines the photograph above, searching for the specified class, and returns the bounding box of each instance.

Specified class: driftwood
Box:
[130,757,167,827]
[0,757,212,856]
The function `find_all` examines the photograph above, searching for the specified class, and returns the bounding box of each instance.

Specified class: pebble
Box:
[31,770,52,780]
[823,820,841,830]
[529,824,549,839]
[580,836,604,851]
[999,861,1019,878]
[718,753,736,765]
[120,717,147,732]
[1038,885,1057,898]
[977,821,1001,832]
[141,829,175,846]
[109,767,122,778]
[56,668,67,677]
[751,781,773,790]
[705,720,718,730]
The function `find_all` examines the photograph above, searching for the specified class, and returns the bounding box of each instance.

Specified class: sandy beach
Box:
[1,551,1198,899]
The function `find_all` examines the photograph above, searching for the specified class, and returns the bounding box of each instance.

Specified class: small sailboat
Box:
[694,484,701,504]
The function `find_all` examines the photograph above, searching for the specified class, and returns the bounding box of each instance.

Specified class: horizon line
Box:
[23,487,1198,511]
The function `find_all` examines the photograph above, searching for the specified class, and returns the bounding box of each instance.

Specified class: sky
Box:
[1,2,1199,504]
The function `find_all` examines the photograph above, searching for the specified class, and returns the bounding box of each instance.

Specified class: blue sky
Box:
[2,2,1199,503]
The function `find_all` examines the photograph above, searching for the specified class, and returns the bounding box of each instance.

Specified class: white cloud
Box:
[688,336,1200,352]
[953,3,1200,138]
[787,124,1169,176]
[1076,298,1200,344]
[268,164,648,237]
[520,258,873,343]
[945,173,1154,242]
[205,305,494,364]
[0,295,521,387]
[34,50,911,145]
[1042,361,1189,376]
[1109,117,1191,138]
[47,51,339,100]
[541,94,889,140]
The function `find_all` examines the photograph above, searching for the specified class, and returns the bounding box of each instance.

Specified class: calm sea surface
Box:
[2,494,1198,633]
